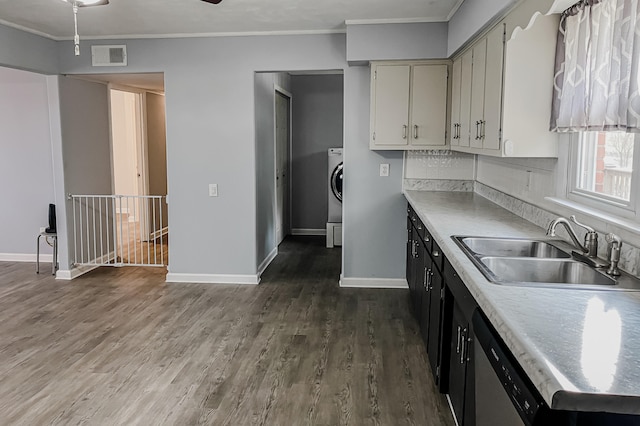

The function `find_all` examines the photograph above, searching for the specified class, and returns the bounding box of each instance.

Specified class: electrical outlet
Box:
[209,184,218,197]
[380,163,390,177]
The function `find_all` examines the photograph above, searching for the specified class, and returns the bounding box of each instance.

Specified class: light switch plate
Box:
[209,184,218,197]
[380,163,390,177]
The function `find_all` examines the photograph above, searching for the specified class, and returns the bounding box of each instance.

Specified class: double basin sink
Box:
[453,236,618,289]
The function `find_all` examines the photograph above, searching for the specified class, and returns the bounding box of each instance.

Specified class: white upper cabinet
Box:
[370,61,450,150]
[450,9,560,158]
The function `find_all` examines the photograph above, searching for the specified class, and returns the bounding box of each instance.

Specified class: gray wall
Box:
[290,74,344,232]
[346,22,449,62]
[57,35,347,278]
[343,66,406,279]
[255,72,291,269]
[0,67,55,256]
[447,0,518,55]
[0,2,539,282]
[58,76,113,269]
[146,92,169,233]
[0,23,58,74]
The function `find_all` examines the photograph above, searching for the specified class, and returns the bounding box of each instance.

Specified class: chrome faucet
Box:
[546,216,609,268]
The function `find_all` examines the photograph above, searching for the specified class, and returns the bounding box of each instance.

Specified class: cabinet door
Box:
[410,65,448,147]
[427,266,444,384]
[470,38,487,149]
[419,248,432,346]
[407,217,415,308]
[450,59,462,147]
[448,301,469,426]
[483,24,505,151]
[411,236,425,320]
[459,51,473,148]
[371,65,410,147]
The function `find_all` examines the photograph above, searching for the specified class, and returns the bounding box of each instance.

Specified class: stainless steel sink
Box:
[478,257,617,286]
[457,237,570,258]
[451,235,626,289]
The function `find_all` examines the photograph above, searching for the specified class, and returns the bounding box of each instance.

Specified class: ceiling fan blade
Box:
[201,0,223,4]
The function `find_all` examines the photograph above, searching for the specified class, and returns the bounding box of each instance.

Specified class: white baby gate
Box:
[69,194,167,267]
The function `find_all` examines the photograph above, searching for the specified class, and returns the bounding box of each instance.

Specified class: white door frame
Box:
[274,84,292,245]
[108,85,151,236]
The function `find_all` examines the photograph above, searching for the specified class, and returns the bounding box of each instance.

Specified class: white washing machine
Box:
[327,148,343,248]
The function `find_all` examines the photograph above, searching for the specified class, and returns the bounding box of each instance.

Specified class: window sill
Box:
[545,197,640,236]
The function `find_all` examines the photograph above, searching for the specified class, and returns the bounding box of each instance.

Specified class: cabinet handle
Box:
[460,327,468,364]
[403,125,408,139]
[414,241,420,258]
[456,123,460,139]
[426,268,432,291]
[429,270,434,291]
[414,125,418,139]
[410,240,416,258]
[475,121,480,140]
[481,120,486,140]
[456,325,462,354]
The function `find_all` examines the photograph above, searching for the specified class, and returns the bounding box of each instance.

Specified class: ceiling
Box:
[0,0,463,40]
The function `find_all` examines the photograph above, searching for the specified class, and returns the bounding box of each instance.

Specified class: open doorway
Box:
[109,81,168,266]
[254,70,344,280]
[68,73,169,268]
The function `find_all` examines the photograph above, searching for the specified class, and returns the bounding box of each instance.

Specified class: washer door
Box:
[331,163,343,202]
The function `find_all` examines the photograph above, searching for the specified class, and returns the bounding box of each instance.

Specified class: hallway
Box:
[0,237,453,425]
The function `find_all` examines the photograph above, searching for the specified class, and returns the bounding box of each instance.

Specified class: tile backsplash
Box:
[404,150,475,180]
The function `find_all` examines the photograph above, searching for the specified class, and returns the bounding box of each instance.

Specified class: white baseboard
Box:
[257,247,278,278]
[0,253,53,262]
[56,264,100,280]
[291,228,326,236]
[57,251,117,280]
[339,276,408,289]
[166,273,259,285]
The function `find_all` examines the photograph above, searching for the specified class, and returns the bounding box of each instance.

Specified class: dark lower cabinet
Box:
[444,259,477,426]
[427,265,444,384]
[448,300,471,425]
[406,205,447,389]
[419,246,432,346]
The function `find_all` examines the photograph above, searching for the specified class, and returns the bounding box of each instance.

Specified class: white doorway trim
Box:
[274,84,292,246]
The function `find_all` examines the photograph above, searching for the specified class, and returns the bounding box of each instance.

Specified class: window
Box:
[570,131,640,216]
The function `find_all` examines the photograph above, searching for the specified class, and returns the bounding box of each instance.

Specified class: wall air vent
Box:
[91,45,127,67]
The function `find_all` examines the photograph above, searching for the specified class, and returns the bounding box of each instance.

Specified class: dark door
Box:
[412,236,425,321]
[428,266,444,383]
[448,300,469,426]
[419,244,432,345]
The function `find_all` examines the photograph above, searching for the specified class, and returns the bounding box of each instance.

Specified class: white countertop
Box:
[404,190,640,415]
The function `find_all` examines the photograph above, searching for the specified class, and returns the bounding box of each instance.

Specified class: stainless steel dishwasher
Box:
[472,310,545,426]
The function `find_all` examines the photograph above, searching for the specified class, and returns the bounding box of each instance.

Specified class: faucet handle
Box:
[569,215,596,233]
[605,232,622,247]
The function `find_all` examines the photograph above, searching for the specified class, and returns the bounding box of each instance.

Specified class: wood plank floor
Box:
[0,236,454,425]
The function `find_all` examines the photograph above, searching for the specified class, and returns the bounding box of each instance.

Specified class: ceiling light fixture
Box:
[61,0,109,56]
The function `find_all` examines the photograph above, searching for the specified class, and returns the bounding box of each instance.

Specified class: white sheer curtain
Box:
[551,0,640,132]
